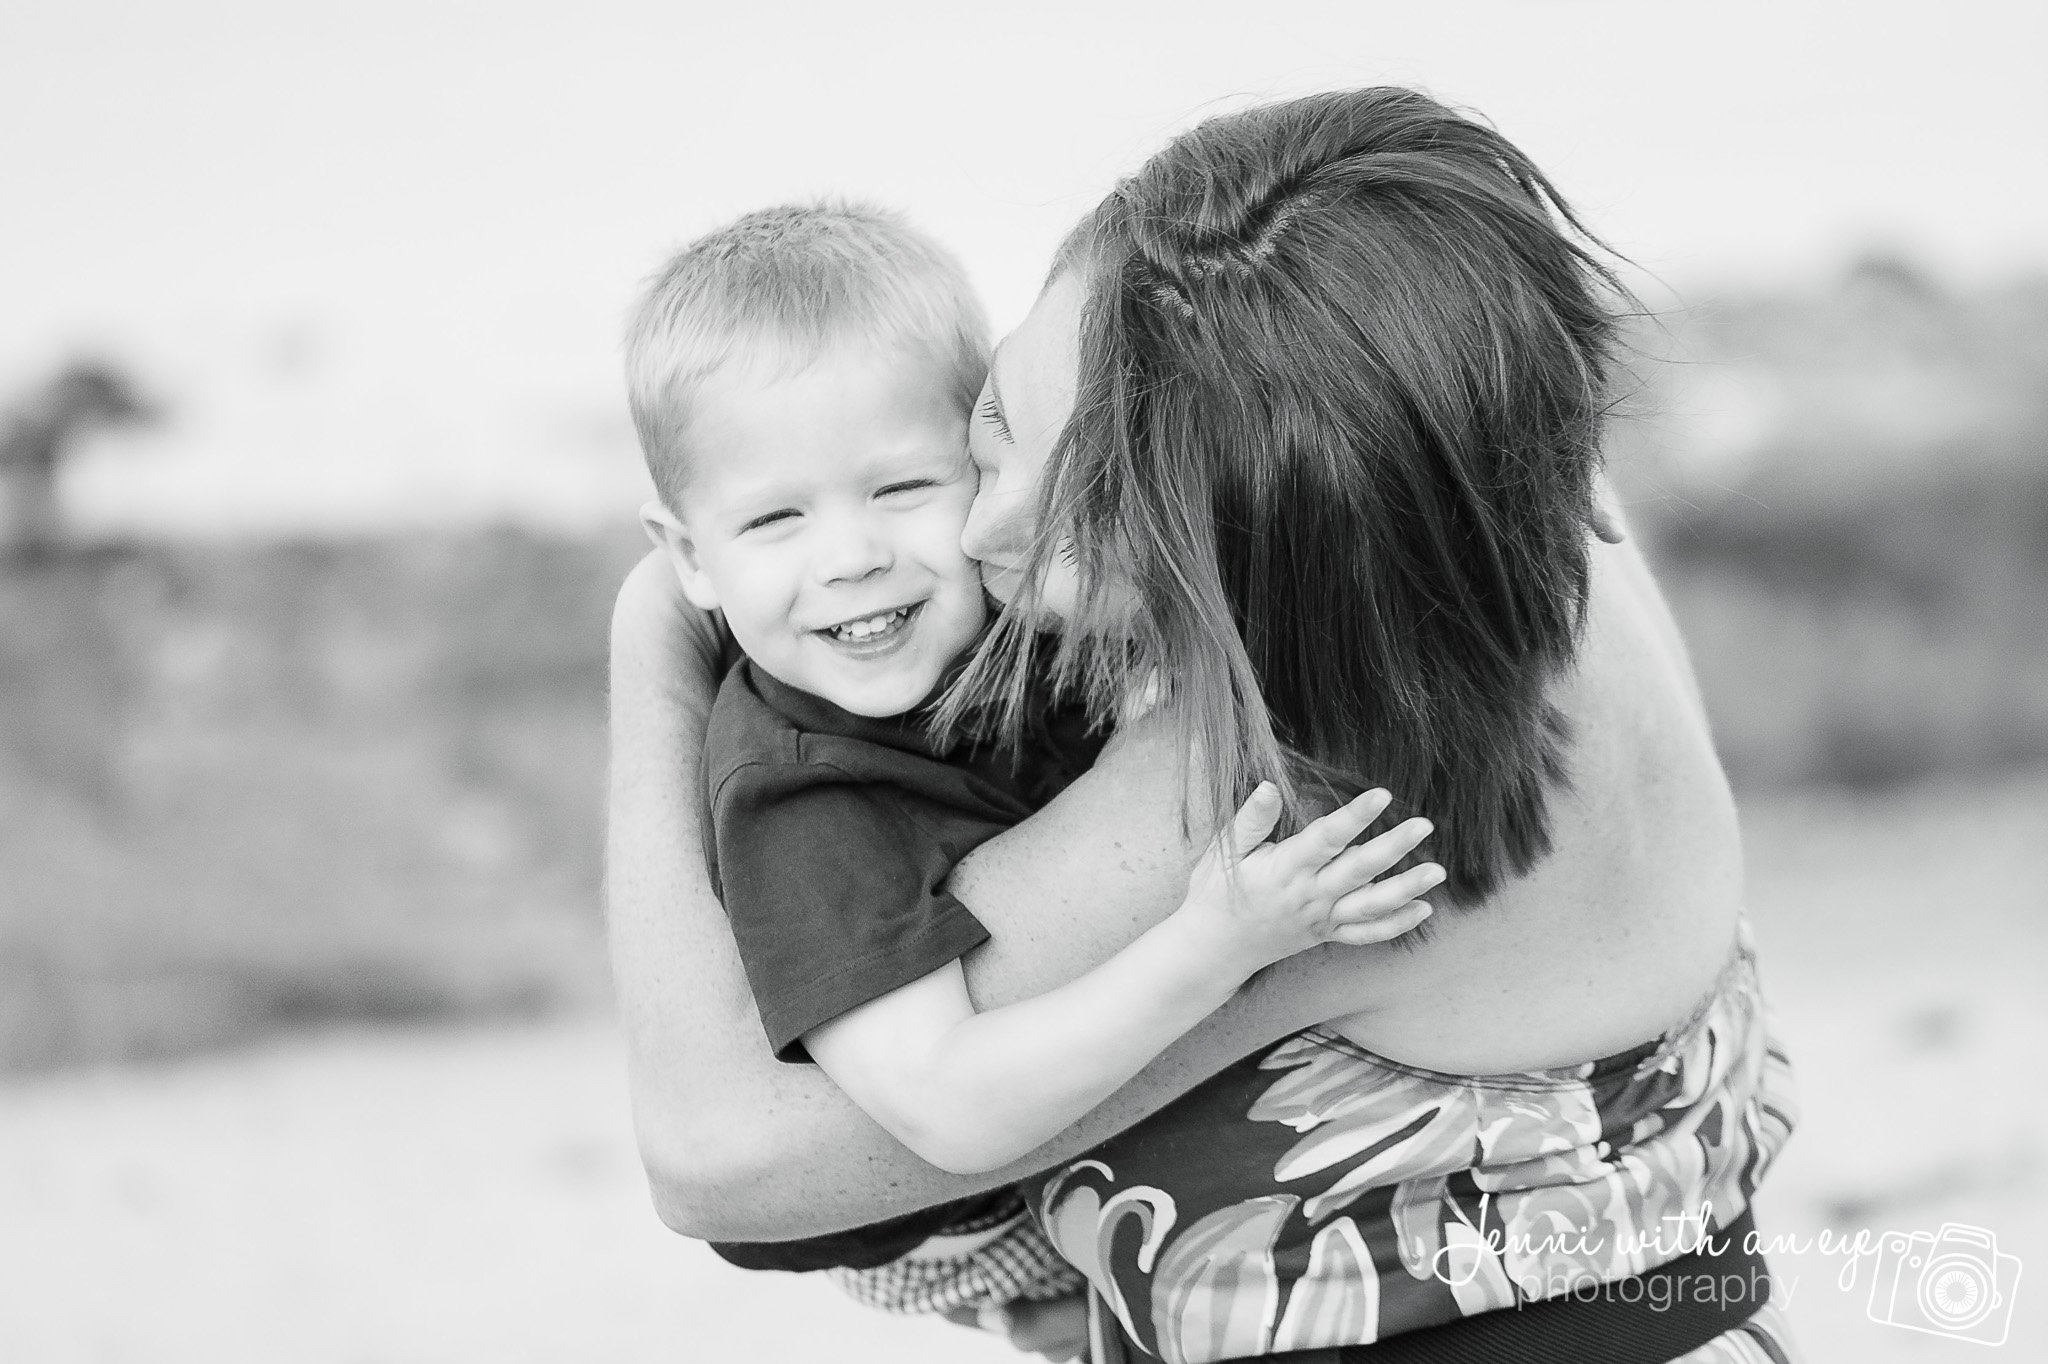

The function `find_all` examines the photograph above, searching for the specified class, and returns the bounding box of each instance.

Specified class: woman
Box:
[607,89,1797,1362]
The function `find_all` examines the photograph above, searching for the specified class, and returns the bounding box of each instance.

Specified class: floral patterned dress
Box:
[1030,921,1799,1364]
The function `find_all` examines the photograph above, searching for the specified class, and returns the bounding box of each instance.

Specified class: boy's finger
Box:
[1222,782,1284,859]
[1330,862,1447,916]
[1282,789,1392,866]
[1328,901,1433,945]
[1318,788,1394,844]
[1319,818,1435,887]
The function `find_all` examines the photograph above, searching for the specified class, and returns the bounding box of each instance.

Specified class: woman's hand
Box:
[987,1296,1092,1363]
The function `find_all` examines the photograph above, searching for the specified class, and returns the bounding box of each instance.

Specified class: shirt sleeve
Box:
[712,761,992,1062]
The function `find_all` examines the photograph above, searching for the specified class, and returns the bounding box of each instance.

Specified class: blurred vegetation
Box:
[0,360,158,562]
[1,529,645,1070]
[1616,258,2048,788]
[4,258,2043,1071]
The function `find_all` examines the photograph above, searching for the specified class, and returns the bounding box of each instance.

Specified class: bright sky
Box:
[5,0,2044,533]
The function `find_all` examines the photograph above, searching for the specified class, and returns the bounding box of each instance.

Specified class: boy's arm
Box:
[609,553,1432,1242]
[804,953,1232,1177]
[804,789,1438,1175]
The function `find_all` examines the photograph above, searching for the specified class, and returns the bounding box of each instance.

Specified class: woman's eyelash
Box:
[977,394,1014,442]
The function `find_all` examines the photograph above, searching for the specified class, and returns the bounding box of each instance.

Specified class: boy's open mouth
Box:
[817,602,922,652]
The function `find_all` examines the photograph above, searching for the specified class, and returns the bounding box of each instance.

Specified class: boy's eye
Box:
[876,479,939,498]
[739,509,799,532]
[976,394,1014,444]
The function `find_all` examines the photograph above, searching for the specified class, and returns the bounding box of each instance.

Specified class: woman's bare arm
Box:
[607,553,1406,1242]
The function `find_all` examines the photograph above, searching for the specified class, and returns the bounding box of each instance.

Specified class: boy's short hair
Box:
[625,201,990,509]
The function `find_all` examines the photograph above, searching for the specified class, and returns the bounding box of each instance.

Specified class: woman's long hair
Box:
[946,88,1627,907]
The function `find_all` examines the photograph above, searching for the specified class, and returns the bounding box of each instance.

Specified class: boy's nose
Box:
[816,519,895,584]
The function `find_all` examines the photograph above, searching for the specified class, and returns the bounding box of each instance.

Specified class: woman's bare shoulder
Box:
[1325,537,1748,1072]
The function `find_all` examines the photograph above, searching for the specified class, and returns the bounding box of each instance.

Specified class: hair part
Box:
[949,88,1629,908]
[624,200,990,509]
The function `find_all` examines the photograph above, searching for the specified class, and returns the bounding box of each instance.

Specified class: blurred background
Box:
[2,2,2042,1360]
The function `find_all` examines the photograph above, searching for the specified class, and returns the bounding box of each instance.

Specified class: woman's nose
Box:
[961,484,1024,562]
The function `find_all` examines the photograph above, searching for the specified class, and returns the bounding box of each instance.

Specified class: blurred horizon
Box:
[7,0,2047,536]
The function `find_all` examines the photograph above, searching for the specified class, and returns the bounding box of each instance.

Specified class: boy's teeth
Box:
[831,607,908,641]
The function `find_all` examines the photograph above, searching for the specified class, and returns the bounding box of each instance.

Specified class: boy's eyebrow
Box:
[714,476,802,514]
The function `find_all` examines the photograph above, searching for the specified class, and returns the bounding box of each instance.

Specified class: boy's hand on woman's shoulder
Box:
[1180,784,1443,978]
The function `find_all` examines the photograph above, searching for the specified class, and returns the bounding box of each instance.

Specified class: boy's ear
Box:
[640,501,722,613]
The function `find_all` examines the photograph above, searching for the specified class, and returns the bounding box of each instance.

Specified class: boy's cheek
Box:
[701,552,781,636]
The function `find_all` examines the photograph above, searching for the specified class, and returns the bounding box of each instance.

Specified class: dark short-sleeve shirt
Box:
[705,657,1101,1061]
[703,653,1105,1274]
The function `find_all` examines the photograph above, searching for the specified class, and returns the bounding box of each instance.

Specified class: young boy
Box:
[622,202,1442,1318]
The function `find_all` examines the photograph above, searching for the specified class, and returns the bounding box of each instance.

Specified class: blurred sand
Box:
[1736,774,2047,1360]
[2,776,2042,1363]
[0,1020,1022,1364]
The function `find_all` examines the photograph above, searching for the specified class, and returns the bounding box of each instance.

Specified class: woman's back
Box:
[1028,533,1790,1361]
[1328,531,1746,1074]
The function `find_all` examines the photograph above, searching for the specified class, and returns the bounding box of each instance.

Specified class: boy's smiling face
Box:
[648,341,986,718]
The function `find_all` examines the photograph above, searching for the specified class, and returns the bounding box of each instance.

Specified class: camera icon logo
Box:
[1867,1222,2022,1346]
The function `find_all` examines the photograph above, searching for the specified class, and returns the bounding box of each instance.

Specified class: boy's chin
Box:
[801,657,946,719]
[847,667,956,717]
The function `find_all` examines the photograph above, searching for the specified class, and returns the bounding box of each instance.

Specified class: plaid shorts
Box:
[825,1192,1084,1316]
